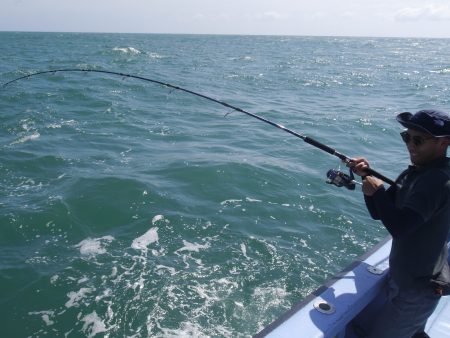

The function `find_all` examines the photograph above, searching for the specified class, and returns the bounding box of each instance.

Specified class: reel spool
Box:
[326,169,358,190]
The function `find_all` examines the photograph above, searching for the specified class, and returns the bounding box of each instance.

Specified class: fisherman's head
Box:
[396,109,450,166]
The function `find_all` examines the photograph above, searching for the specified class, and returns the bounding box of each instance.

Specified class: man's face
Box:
[403,128,447,166]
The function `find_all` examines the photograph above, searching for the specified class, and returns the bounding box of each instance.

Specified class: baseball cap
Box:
[396,109,450,137]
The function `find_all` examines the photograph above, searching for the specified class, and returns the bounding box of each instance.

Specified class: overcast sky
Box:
[2,0,450,38]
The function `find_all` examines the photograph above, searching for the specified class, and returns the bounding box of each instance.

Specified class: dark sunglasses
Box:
[400,131,434,147]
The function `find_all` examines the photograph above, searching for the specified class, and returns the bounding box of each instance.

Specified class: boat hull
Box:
[255,235,450,338]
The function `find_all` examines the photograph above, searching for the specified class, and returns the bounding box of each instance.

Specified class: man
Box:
[349,109,450,338]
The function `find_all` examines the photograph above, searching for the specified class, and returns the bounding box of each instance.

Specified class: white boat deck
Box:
[256,236,450,338]
[426,295,450,337]
[257,237,392,338]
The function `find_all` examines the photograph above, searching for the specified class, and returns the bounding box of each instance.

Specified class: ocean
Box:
[0,32,449,337]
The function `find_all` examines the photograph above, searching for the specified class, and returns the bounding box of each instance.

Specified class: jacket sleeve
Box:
[368,187,425,239]
[364,194,380,220]
[363,184,396,220]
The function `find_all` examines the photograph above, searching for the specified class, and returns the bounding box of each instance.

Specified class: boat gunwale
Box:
[254,235,392,337]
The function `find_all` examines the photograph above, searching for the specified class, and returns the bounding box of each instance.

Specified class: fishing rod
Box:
[2,68,396,188]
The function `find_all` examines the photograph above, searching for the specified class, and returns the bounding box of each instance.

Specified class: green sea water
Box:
[1,32,449,337]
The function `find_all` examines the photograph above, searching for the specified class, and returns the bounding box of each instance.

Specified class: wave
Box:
[148,52,164,59]
[430,68,450,74]
[10,132,40,145]
[112,47,141,54]
[75,236,115,257]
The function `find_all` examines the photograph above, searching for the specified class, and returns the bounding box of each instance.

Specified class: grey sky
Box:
[2,0,450,37]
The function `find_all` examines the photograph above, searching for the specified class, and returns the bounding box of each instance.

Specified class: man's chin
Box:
[410,154,420,165]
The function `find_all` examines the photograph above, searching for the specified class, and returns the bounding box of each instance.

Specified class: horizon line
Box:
[1,29,449,40]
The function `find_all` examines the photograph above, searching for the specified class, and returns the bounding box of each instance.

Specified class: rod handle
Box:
[365,168,396,186]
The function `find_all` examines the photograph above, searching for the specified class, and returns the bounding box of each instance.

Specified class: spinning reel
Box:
[326,168,360,190]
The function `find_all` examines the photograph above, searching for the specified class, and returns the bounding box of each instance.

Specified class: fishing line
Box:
[2,68,395,187]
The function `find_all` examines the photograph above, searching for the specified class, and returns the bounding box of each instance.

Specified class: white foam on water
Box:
[176,240,210,253]
[81,311,108,338]
[191,284,219,301]
[217,277,238,289]
[299,238,308,248]
[11,132,40,145]
[241,243,249,259]
[78,276,89,284]
[95,288,112,302]
[65,287,93,308]
[252,285,290,309]
[75,236,114,257]
[111,266,118,277]
[47,119,77,129]
[131,227,159,251]
[202,221,212,230]
[246,197,262,203]
[155,265,177,275]
[47,123,62,129]
[50,274,59,284]
[29,310,55,326]
[132,276,145,292]
[148,52,164,59]
[156,321,209,338]
[113,47,140,54]
[151,214,164,224]
[220,199,242,205]
[430,68,450,74]
[42,313,54,326]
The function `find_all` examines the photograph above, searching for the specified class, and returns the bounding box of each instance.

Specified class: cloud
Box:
[395,4,450,21]
[255,11,287,21]
[193,13,206,20]
[342,11,357,19]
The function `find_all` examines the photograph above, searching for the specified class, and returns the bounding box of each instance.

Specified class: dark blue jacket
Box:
[365,157,450,289]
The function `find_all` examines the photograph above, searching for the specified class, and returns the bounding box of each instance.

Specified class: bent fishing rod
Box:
[2,68,395,188]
